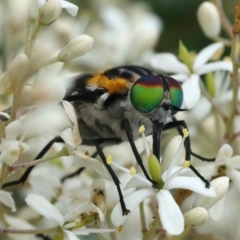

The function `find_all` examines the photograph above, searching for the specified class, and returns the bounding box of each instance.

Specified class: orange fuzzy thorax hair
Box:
[87,74,130,94]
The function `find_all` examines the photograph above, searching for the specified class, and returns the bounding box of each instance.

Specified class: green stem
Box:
[0,164,9,189]
[225,34,239,140]
[7,147,69,175]
[0,226,60,235]
[143,215,162,240]
[25,19,37,57]
[199,81,228,122]
[210,36,231,46]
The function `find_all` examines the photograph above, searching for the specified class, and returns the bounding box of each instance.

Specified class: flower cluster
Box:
[0,1,240,240]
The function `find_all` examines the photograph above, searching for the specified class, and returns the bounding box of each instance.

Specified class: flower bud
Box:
[39,0,62,25]
[8,54,30,84]
[58,35,94,62]
[193,176,229,209]
[197,2,221,38]
[184,207,208,226]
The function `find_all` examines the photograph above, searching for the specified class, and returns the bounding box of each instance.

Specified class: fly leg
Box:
[162,120,211,188]
[3,137,64,188]
[95,139,130,215]
[122,119,157,188]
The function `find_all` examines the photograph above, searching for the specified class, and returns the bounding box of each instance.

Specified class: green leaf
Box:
[178,40,193,73]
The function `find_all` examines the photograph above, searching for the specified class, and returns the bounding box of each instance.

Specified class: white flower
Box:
[148,42,232,109]
[25,194,115,239]
[110,136,216,235]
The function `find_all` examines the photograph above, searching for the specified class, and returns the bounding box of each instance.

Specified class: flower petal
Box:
[164,176,216,197]
[0,190,16,212]
[62,100,78,125]
[182,74,201,109]
[193,176,229,209]
[64,201,104,222]
[72,151,111,180]
[61,128,80,148]
[209,194,225,221]
[193,42,224,70]
[157,189,184,235]
[5,120,22,139]
[63,230,79,240]
[149,53,190,74]
[25,194,64,226]
[215,144,233,162]
[226,156,240,169]
[61,1,78,16]
[196,61,233,75]
[111,188,155,226]
[226,167,240,192]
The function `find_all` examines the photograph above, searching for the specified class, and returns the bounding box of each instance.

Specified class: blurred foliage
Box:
[70,0,237,54]
[139,0,237,53]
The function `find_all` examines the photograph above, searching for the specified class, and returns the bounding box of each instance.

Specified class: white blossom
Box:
[148,42,232,109]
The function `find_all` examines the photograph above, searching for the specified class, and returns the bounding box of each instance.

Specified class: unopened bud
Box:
[197,2,221,38]
[193,176,229,209]
[184,207,208,226]
[58,35,94,61]
[8,54,30,84]
[39,0,62,25]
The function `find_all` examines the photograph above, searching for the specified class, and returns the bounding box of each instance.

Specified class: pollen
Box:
[182,128,189,139]
[183,160,191,168]
[87,74,130,94]
[138,125,145,133]
[106,155,113,165]
[130,166,136,175]
[117,226,123,233]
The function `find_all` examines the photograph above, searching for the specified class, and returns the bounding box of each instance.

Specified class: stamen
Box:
[182,128,189,139]
[183,160,191,168]
[138,125,145,133]
[139,125,150,156]
[130,166,136,175]
[106,155,113,165]
[117,226,123,233]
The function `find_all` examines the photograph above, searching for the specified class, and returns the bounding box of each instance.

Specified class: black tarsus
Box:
[122,119,157,188]
[95,139,130,215]
[61,167,85,183]
[161,118,211,188]
[171,116,215,162]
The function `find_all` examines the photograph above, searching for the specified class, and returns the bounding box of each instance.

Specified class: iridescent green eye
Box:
[165,77,183,115]
[130,75,164,113]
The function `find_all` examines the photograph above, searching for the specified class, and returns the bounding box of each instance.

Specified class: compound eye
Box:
[165,77,183,115]
[130,75,164,113]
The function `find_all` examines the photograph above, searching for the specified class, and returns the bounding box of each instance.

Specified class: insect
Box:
[3,65,214,215]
